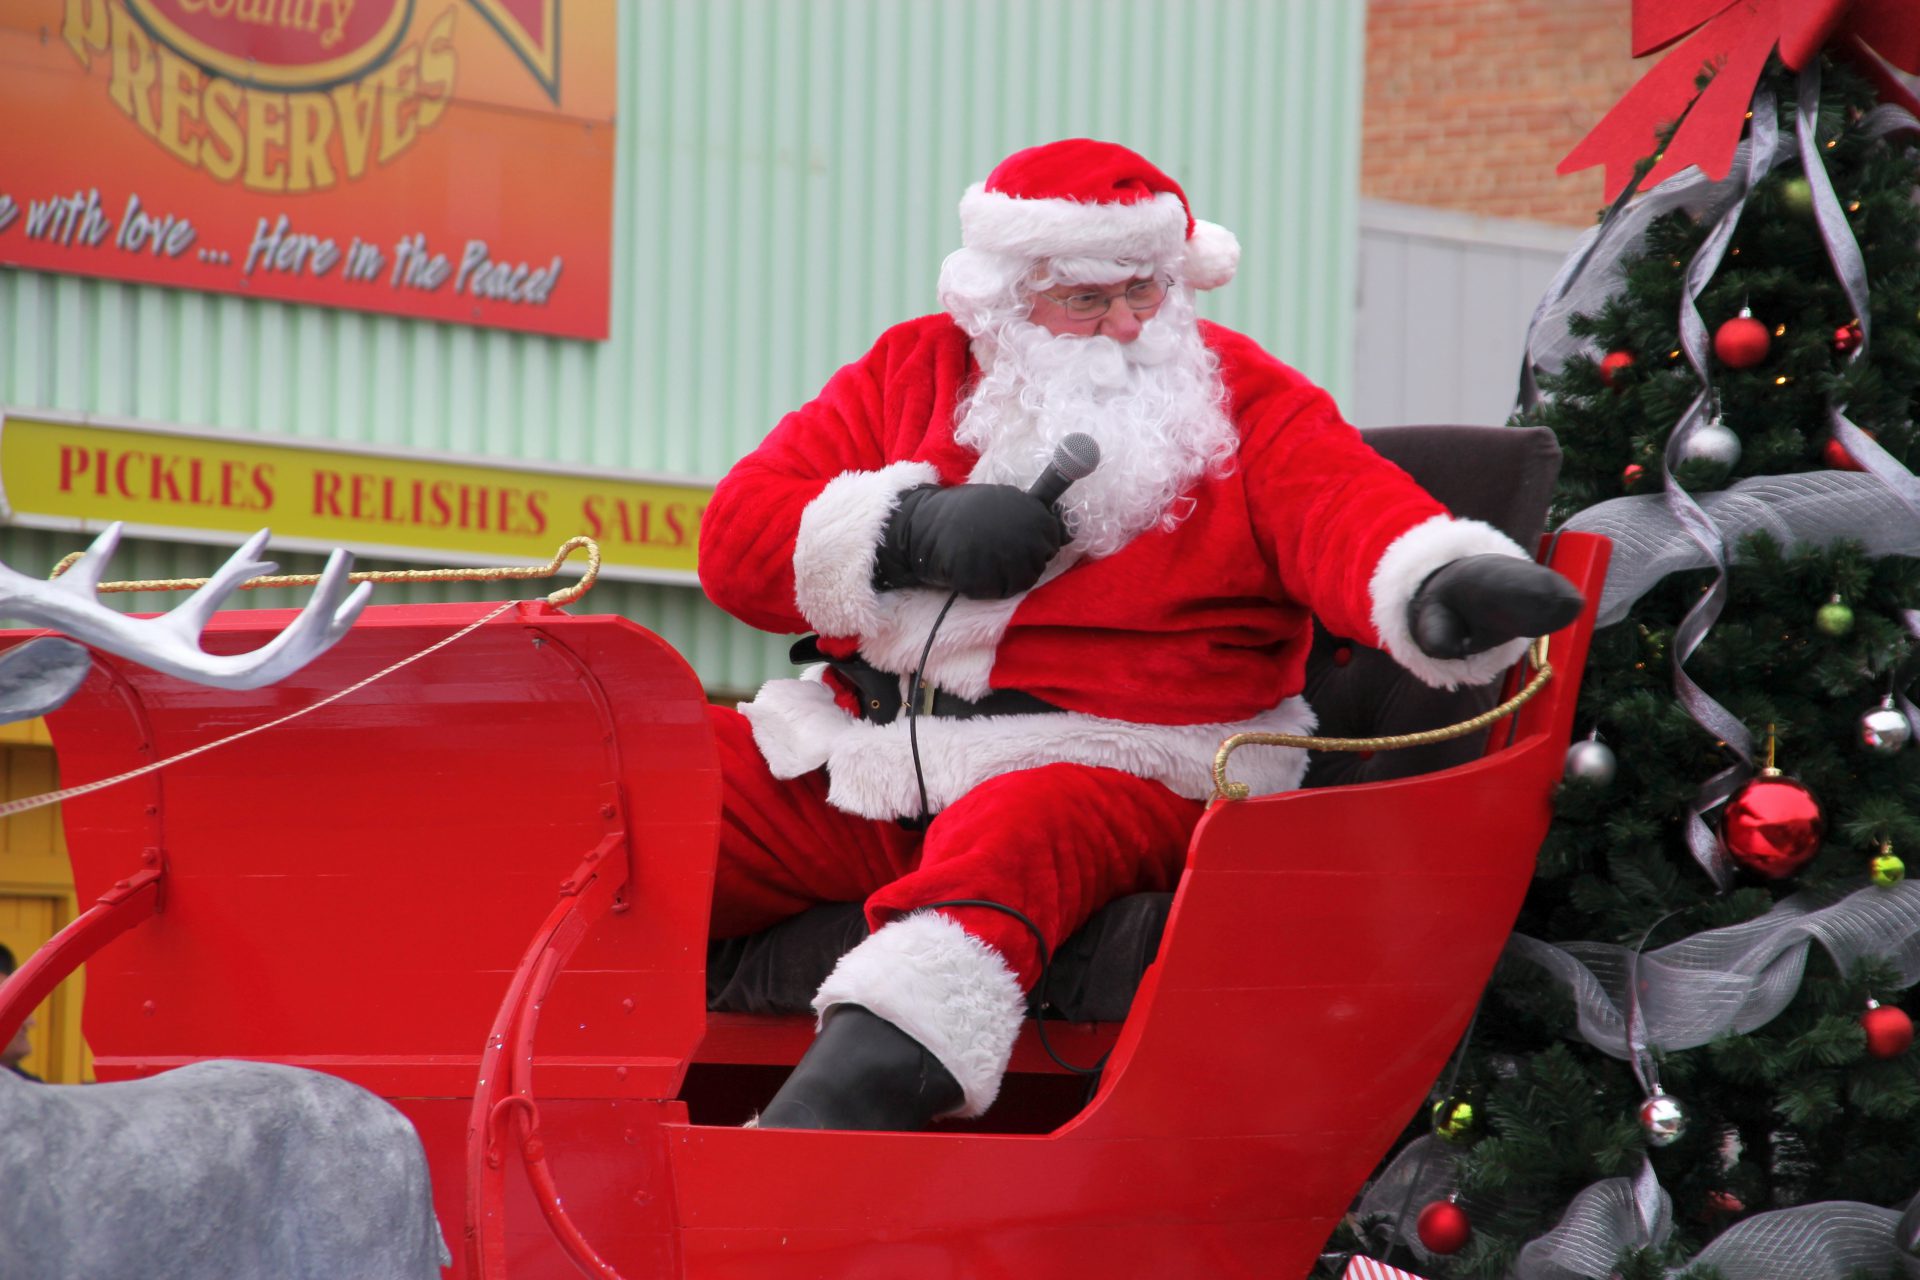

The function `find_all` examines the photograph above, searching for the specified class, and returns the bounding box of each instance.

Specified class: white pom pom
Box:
[1182,219,1240,290]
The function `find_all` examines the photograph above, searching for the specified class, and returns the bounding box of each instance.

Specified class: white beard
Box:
[954,289,1238,559]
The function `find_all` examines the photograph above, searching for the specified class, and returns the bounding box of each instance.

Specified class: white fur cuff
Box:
[812,912,1027,1119]
[818,696,1314,820]
[738,668,843,780]
[792,461,943,638]
[1369,515,1534,691]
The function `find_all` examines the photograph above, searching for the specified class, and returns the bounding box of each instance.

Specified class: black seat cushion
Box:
[708,896,1172,1024]
[706,426,1563,1023]
[1302,424,1561,786]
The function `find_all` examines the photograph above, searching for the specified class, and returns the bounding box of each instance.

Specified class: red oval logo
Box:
[125,0,414,91]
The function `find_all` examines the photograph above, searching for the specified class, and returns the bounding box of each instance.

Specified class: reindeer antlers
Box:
[0,524,371,690]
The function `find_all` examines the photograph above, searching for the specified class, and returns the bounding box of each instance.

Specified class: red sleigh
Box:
[0,428,1607,1280]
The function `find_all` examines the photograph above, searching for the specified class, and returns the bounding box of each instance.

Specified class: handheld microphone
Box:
[1026,433,1102,506]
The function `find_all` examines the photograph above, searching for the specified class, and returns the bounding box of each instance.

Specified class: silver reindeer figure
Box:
[0,523,371,723]
[0,524,448,1279]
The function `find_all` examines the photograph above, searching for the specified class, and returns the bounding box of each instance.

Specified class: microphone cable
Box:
[906,588,961,827]
[902,432,1099,828]
[898,436,1109,1091]
[923,896,1111,1094]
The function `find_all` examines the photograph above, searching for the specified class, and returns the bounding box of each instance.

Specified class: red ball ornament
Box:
[1622,462,1646,489]
[1416,1199,1472,1255]
[1822,429,1876,471]
[1721,771,1825,879]
[1862,1002,1914,1059]
[1599,350,1635,389]
[1834,321,1863,354]
[1823,437,1866,470]
[1713,310,1771,368]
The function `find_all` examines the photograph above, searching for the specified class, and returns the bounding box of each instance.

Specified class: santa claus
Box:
[698,139,1580,1130]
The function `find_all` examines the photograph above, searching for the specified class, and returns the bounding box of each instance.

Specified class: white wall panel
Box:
[1352,199,1580,430]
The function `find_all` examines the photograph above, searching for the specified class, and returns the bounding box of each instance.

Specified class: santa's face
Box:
[1025,276,1167,342]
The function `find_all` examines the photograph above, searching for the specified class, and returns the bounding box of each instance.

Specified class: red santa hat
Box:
[958,139,1240,290]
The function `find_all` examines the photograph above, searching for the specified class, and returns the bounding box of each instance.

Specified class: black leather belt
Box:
[789,635,1062,726]
[912,683,1061,721]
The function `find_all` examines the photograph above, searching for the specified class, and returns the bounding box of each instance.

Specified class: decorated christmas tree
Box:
[1330,5,1920,1277]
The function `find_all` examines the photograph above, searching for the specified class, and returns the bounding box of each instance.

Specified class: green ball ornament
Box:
[1431,1098,1476,1142]
[1872,853,1906,888]
[1781,176,1815,216]
[1816,598,1855,636]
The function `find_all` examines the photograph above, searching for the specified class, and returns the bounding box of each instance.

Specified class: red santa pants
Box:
[707,705,1205,989]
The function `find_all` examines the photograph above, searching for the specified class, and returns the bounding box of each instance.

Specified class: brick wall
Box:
[1363,0,1643,227]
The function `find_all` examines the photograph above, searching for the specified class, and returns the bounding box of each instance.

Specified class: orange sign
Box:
[0,0,615,339]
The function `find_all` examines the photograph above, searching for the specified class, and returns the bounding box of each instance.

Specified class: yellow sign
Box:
[0,410,710,584]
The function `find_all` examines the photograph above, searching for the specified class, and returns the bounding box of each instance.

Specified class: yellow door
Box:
[0,719,89,1083]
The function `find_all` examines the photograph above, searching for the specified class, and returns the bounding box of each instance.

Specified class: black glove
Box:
[873,483,1069,599]
[1408,554,1584,659]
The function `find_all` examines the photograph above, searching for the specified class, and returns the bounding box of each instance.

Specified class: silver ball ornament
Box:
[1639,1089,1687,1147]
[1679,420,1742,472]
[1564,737,1618,786]
[1860,699,1913,755]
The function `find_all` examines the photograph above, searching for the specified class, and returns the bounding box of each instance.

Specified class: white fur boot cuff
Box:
[811,912,1028,1119]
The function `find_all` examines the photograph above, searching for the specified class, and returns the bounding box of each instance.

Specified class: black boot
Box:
[754,1004,963,1131]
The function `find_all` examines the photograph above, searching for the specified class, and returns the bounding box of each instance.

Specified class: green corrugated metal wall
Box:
[0,0,1365,695]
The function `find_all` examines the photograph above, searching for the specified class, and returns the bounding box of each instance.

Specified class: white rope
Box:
[0,599,522,820]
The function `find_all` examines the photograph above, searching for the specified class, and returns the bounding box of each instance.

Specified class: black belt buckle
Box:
[790,635,1058,723]
[791,635,904,724]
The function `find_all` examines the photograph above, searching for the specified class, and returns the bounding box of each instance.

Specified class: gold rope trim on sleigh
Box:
[1210,635,1554,803]
[49,536,606,608]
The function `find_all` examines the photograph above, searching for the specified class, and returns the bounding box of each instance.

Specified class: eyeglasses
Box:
[1039,277,1167,320]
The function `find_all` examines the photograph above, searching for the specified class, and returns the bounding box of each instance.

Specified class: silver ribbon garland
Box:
[1905,611,1920,737]
[1510,1157,1671,1280]
[1801,67,1920,535]
[1567,472,1920,741]
[1359,1140,1920,1279]
[1688,1201,1920,1280]
[1564,472,1920,627]
[1516,1186,1917,1279]
[1663,88,1779,890]
[1505,879,1920,1061]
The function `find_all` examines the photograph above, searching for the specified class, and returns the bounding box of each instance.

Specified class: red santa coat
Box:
[700,314,1528,821]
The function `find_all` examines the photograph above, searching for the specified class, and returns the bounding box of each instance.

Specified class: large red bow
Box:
[1560,0,1920,202]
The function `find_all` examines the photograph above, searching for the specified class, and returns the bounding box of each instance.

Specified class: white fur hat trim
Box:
[958,185,1238,289]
